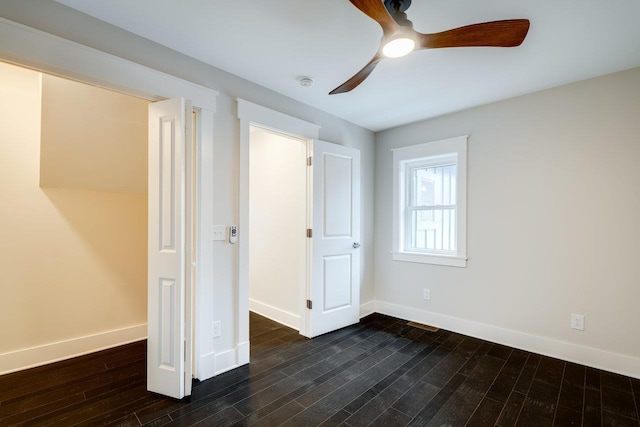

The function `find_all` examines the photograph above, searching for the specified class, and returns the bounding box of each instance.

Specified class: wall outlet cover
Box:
[571,314,584,331]
[212,321,221,338]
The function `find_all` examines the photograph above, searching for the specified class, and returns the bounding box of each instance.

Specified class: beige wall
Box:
[0,62,148,355]
[40,74,148,193]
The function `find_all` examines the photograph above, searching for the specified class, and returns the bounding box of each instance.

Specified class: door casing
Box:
[238,99,362,350]
[238,99,320,357]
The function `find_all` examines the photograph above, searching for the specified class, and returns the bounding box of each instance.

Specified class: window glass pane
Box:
[412,164,456,206]
[409,208,456,252]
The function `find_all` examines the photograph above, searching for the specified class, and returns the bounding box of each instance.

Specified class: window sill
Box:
[391,251,467,268]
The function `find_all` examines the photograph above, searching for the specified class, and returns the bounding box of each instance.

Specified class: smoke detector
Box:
[299,77,314,87]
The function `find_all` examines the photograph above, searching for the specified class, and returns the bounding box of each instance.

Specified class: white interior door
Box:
[309,140,361,337]
[147,98,192,399]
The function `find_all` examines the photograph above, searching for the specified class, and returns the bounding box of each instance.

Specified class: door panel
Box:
[323,254,352,311]
[323,154,353,237]
[310,141,361,337]
[148,98,187,399]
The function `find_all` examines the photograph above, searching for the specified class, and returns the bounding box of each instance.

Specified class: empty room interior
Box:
[0,0,639,426]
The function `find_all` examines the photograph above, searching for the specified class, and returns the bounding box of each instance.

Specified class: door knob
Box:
[353,242,361,248]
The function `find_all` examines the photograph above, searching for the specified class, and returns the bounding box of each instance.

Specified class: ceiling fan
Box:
[329,0,530,94]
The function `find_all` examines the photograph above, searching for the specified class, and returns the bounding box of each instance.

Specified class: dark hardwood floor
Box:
[1,313,639,426]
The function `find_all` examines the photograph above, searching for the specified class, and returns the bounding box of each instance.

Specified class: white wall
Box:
[249,128,306,328]
[0,1,376,374]
[374,67,640,377]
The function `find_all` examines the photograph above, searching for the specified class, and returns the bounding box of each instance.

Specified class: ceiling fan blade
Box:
[329,52,383,95]
[349,0,400,38]
[418,19,530,49]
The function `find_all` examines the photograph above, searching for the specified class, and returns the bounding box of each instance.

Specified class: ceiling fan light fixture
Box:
[382,37,415,58]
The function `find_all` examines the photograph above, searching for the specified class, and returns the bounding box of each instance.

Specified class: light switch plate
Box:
[213,225,226,241]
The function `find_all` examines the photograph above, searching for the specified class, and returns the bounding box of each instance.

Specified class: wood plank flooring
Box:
[1,312,639,426]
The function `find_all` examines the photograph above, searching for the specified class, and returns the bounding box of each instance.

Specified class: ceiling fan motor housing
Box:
[384,0,411,14]
[384,0,414,28]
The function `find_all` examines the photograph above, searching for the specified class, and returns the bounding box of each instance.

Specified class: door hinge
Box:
[307,156,312,166]
[306,228,313,238]
[306,299,313,309]
[184,340,187,361]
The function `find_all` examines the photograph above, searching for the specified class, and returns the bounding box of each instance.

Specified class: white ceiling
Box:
[55,0,640,131]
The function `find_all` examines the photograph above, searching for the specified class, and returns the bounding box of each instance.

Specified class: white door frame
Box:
[0,18,219,382]
[237,99,320,362]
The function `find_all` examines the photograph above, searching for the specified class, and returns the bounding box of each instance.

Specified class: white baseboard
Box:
[208,341,249,379]
[214,348,238,375]
[249,299,300,331]
[374,301,640,380]
[200,342,249,380]
[0,324,147,375]
[360,300,376,319]
[237,341,250,366]
[197,351,216,381]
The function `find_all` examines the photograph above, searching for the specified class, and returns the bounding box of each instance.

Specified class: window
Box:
[392,136,467,267]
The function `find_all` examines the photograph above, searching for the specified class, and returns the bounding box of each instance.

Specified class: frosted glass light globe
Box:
[382,38,415,58]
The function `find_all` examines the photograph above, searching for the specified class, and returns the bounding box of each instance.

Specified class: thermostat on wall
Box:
[229,225,237,244]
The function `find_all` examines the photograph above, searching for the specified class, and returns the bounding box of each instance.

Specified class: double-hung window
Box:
[392,136,467,267]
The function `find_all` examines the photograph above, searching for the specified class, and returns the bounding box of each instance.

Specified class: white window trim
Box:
[392,135,468,267]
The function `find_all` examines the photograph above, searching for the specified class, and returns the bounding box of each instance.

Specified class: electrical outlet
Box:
[212,321,221,338]
[571,314,584,331]
[423,288,431,301]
